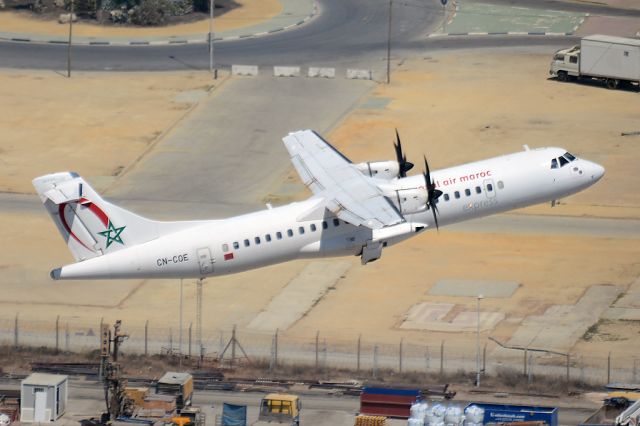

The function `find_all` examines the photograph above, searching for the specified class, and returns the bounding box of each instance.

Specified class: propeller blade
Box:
[422,155,441,231]
[394,129,414,177]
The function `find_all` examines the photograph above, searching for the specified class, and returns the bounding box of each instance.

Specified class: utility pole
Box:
[67,0,74,78]
[209,0,217,79]
[179,279,183,367]
[386,0,392,84]
[103,320,129,420]
[476,294,484,387]
[196,278,203,359]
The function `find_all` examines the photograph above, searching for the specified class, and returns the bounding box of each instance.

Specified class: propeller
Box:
[393,129,414,178]
[423,155,443,230]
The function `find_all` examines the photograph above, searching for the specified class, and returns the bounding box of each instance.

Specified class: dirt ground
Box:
[0,0,282,37]
[0,50,638,364]
[0,70,228,194]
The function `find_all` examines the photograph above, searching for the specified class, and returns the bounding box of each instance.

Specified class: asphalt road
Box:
[0,0,438,72]
[4,0,637,72]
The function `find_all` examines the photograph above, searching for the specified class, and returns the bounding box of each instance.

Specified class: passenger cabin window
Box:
[298,226,305,235]
[497,181,504,189]
[266,234,272,242]
[222,243,229,252]
[465,189,471,197]
[244,239,250,247]
[233,242,239,250]
[487,183,493,192]
[559,156,569,167]
[287,229,293,237]
[551,158,558,169]
[454,191,460,199]
[333,218,340,227]
[322,221,328,230]
[310,224,317,232]
[255,236,261,244]
[444,194,450,201]
[475,186,482,194]
[276,231,283,240]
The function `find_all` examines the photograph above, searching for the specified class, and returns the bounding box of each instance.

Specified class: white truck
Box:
[550,34,640,90]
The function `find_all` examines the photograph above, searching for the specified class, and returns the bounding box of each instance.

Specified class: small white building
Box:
[20,373,68,422]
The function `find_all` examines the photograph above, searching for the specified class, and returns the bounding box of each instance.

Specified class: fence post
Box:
[188,323,192,358]
[566,354,571,385]
[65,322,70,351]
[440,340,444,376]
[323,338,327,374]
[634,358,638,382]
[274,328,279,369]
[425,346,430,372]
[270,333,276,372]
[55,315,60,353]
[169,328,173,354]
[357,334,361,373]
[315,331,319,371]
[373,345,379,379]
[607,352,611,384]
[399,338,403,374]
[527,353,533,386]
[13,314,18,348]
[144,320,148,356]
[523,348,528,376]
[483,343,487,374]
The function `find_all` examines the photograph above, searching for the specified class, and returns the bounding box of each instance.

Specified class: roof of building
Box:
[22,373,68,386]
[158,372,192,385]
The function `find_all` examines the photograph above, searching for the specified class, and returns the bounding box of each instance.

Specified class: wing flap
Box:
[283,130,404,229]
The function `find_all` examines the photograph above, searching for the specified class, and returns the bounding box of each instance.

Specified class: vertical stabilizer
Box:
[33,172,202,262]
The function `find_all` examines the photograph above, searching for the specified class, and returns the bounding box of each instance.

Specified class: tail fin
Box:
[33,172,199,262]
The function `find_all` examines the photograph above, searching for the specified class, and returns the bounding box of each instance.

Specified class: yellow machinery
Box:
[258,394,301,425]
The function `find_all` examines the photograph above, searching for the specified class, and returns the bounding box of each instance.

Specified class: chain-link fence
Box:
[1,315,637,385]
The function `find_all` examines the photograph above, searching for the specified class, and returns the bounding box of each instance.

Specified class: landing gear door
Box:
[197,247,214,276]
[483,179,496,199]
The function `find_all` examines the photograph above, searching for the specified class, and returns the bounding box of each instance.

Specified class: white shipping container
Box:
[580,35,640,81]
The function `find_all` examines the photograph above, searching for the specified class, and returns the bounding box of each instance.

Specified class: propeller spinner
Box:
[423,155,443,230]
[394,129,414,178]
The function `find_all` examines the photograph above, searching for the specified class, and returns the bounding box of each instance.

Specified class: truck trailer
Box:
[550,34,640,89]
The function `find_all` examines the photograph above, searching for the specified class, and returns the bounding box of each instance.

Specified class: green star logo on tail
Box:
[98,221,126,248]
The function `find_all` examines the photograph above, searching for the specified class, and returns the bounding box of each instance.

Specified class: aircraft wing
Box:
[282,130,404,229]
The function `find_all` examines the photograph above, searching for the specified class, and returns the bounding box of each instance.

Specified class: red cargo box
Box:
[360,389,420,418]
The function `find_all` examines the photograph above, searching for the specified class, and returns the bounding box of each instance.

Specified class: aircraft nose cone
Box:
[591,162,605,181]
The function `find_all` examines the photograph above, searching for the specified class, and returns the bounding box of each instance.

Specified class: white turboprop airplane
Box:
[34,129,604,280]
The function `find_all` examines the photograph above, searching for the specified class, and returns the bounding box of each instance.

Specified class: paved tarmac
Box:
[106,75,374,217]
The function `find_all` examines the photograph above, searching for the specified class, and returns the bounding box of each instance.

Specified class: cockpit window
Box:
[564,152,576,161]
[551,158,558,169]
[559,156,569,167]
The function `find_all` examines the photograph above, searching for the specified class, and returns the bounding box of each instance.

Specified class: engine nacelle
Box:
[390,188,428,215]
[355,161,399,179]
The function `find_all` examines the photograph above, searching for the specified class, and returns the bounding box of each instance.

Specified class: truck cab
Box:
[256,394,301,425]
[550,45,580,81]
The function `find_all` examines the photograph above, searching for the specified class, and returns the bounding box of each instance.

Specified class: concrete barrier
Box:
[231,65,259,77]
[308,67,336,78]
[346,69,373,80]
[274,66,301,77]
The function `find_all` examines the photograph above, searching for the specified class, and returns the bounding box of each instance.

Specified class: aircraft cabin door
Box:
[197,247,214,276]
[483,179,496,199]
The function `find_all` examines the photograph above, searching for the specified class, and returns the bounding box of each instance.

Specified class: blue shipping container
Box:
[467,403,558,426]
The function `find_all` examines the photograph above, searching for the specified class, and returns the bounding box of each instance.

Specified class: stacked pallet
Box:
[354,415,386,426]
